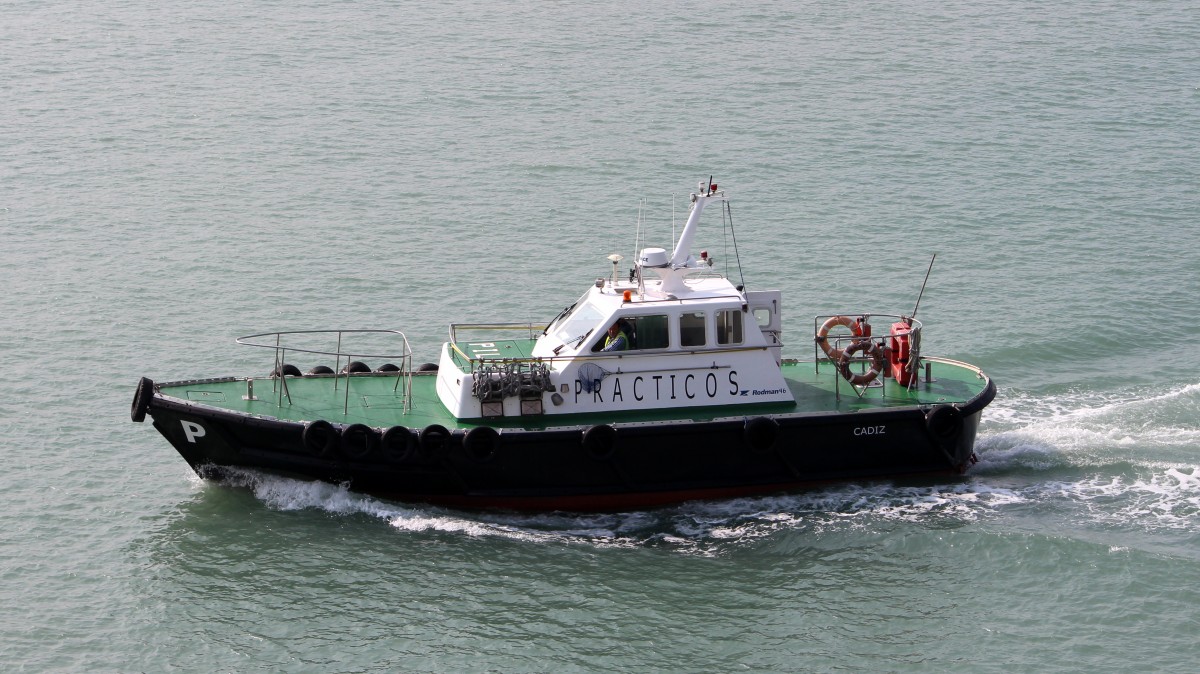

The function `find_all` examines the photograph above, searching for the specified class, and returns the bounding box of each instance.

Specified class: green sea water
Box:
[2,0,1198,671]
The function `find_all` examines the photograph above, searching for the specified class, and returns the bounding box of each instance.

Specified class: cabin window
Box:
[590,314,670,352]
[680,312,706,347]
[754,308,772,328]
[716,309,743,345]
[630,315,670,349]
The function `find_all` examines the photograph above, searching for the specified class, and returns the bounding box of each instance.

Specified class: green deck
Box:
[449,337,540,364]
[157,354,990,431]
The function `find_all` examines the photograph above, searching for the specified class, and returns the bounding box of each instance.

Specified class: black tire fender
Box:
[926,405,963,442]
[343,361,371,374]
[744,416,780,452]
[419,424,451,455]
[273,363,302,377]
[416,362,439,372]
[382,426,414,462]
[341,423,379,460]
[308,365,334,375]
[303,420,340,457]
[582,424,618,461]
[463,426,500,463]
[131,377,155,423]
[377,363,401,372]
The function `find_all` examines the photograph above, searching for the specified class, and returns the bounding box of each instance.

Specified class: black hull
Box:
[142,385,991,512]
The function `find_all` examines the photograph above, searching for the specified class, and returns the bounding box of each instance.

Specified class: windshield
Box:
[543,289,591,335]
[551,301,606,346]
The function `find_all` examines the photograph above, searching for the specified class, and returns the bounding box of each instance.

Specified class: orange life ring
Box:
[816,315,865,361]
[838,340,884,386]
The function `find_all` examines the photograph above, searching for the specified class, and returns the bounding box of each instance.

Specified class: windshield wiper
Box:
[553,328,593,355]
[543,302,577,335]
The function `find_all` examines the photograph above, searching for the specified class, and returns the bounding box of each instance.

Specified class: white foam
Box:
[1028,467,1200,532]
[198,467,662,547]
[973,434,1065,470]
[974,382,1200,481]
[985,382,1200,433]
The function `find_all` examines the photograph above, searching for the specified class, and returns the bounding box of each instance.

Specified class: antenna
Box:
[607,253,623,287]
[911,254,936,318]
[633,199,643,266]
[726,200,746,291]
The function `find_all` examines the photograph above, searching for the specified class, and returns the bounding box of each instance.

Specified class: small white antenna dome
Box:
[638,247,668,268]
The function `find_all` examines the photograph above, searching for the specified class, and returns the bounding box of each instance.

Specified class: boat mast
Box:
[669,179,722,267]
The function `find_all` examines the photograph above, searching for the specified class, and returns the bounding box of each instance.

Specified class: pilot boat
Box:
[131,181,996,511]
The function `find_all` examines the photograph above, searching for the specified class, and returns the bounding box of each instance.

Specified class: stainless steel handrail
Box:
[236,330,414,414]
[448,322,548,344]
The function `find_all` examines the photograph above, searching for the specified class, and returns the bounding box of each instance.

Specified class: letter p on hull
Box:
[181,420,207,444]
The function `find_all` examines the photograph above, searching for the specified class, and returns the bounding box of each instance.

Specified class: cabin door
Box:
[745,290,783,363]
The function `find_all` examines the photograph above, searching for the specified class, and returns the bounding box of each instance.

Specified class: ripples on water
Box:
[5,0,1200,670]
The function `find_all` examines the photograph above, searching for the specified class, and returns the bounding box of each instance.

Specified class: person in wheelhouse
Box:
[601,321,629,351]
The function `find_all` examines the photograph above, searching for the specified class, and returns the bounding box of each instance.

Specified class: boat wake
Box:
[192,382,1198,554]
[980,381,1200,453]
[195,467,1023,553]
[968,381,1200,537]
[196,467,1198,556]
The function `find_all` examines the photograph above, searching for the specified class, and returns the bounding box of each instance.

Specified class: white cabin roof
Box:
[531,274,748,359]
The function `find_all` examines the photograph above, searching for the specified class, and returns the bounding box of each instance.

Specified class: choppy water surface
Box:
[2,0,1198,671]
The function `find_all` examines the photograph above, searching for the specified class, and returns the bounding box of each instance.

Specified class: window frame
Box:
[678,310,707,348]
[715,308,744,345]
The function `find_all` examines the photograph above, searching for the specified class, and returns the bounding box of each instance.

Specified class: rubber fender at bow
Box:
[131,377,155,423]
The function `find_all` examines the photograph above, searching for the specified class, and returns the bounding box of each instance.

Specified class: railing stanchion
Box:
[280,348,292,405]
[273,333,282,393]
[344,352,353,415]
[233,329,415,416]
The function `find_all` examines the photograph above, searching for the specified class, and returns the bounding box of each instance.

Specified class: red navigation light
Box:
[709,183,717,192]
[700,250,708,259]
